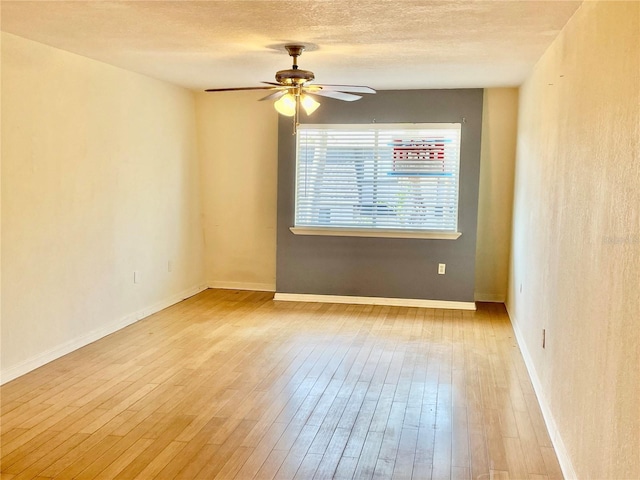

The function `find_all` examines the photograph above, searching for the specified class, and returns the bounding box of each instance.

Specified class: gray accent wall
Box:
[276,89,483,302]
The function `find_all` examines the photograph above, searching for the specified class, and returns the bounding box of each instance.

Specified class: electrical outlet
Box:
[520,283,523,293]
[438,263,446,275]
[542,329,546,349]
[134,271,141,284]
[168,260,173,273]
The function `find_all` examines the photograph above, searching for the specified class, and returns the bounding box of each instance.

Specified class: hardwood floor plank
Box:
[352,431,385,480]
[503,437,530,480]
[372,457,395,479]
[81,437,154,480]
[311,427,351,479]
[1,430,62,472]
[336,381,369,431]
[0,292,563,480]
[151,417,224,479]
[95,414,190,479]
[524,394,554,448]
[342,398,377,458]
[377,401,406,465]
[431,427,452,480]
[307,396,350,454]
[484,408,510,472]
[233,422,289,478]
[254,448,289,480]
[191,420,256,479]
[212,446,254,479]
[468,431,489,480]
[292,452,323,480]
[52,434,123,479]
[411,461,433,480]
[71,413,163,478]
[273,423,320,479]
[6,433,89,479]
[37,410,139,477]
[414,425,436,469]
[368,383,396,433]
[5,373,85,408]
[451,384,470,468]
[1,402,58,432]
[134,440,185,478]
[391,427,418,479]
[79,383,160,434]
[541,446,564,480]
[490,469,511,479]
[451,466,471,479]
[173,443,218,479]
[1,407,79,458]
[333,455,359,479]
[513,408,547,475]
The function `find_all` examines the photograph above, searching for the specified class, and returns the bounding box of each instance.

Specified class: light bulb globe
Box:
[274,93,296,117]
[301,94,320,115]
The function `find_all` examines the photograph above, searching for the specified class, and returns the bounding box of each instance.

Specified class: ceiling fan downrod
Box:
[276,44,315,86]
[285,44,305,67]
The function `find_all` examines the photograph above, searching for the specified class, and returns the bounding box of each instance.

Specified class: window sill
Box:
[289,227,462,240]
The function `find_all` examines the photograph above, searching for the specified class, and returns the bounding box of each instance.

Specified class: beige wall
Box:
[195,91,278,291]
[507,2,640,478]
[476,88,518,302]
[1,33,206,381]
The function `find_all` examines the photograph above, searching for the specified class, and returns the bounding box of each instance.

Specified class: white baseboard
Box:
[273,293,476,310]
[474,292,506,303]
[0,284,207,385]
[209,281,276,292]
[506,306,578,479]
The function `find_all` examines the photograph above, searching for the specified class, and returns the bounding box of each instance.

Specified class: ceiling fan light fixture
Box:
[301,94,320,115]
[274,93,296,117]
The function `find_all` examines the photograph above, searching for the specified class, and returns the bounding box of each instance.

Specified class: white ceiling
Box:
[1,1,582,91]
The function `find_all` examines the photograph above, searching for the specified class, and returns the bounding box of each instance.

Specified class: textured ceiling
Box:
[0,1,582,91]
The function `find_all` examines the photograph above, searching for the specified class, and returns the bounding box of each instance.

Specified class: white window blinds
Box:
[295,123,462,232]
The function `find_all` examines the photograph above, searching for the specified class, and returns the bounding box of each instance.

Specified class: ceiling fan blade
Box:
[311,84,376,94]
[204,86,276,92]
[259,90,287,102]
[261,81,284,87]
[310,90,363,102]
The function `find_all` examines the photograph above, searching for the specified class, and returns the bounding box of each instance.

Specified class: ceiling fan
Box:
[205,44,376,134]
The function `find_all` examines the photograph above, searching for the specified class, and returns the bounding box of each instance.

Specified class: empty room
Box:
[1,1,638,479]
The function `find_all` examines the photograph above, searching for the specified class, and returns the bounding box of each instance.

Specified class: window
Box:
[292,123,462,239]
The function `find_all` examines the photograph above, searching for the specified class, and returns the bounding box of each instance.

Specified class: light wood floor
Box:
[0,289,563,480]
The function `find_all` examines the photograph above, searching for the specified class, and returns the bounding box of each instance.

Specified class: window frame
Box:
[291,123,463,240]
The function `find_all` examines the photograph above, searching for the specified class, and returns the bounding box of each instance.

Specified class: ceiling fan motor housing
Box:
[275,68,315,86]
